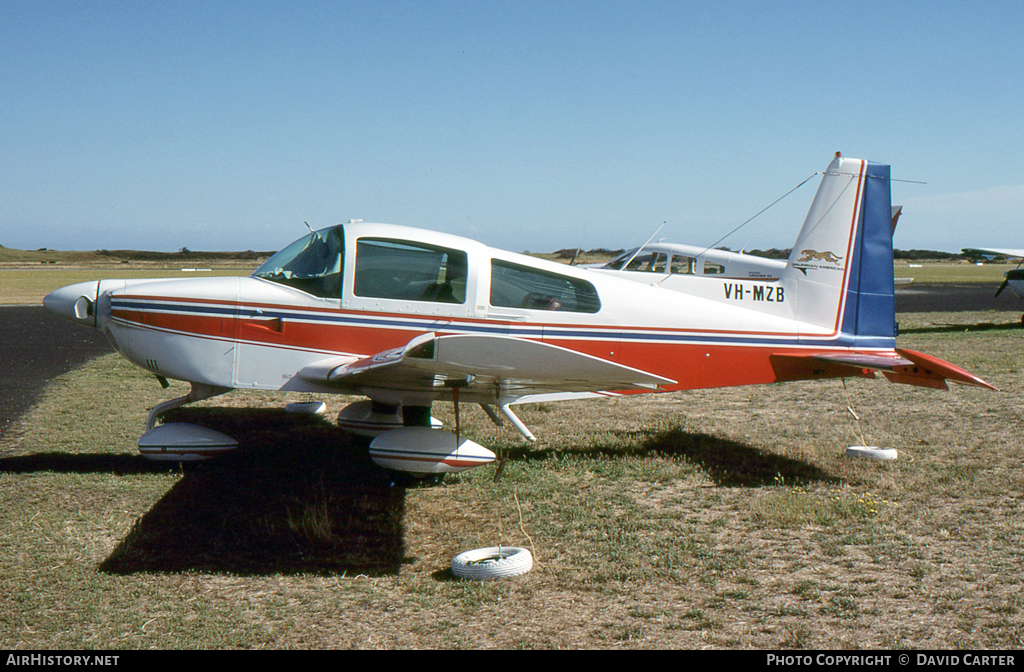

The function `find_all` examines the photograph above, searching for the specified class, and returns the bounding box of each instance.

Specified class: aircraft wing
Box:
[297,332,676,402]
[962,247,1024,259]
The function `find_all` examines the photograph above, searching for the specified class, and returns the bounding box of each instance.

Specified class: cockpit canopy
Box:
[252,225,470,303]
[252,223,601,312]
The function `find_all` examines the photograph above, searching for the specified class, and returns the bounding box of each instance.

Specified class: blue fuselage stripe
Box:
[111,297,895,350]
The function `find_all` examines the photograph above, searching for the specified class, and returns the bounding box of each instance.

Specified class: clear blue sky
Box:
[3,1,1022,254]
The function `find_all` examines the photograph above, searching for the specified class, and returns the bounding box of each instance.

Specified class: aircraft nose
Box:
[43,281,100,327]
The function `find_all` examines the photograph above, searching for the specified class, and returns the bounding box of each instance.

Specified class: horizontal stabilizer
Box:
[885,348,997,391]
[891,205,902,232]
[813,352,914,370]
[770,349,996,391]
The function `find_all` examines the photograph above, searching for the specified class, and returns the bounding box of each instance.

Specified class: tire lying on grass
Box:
[451,546,533,580]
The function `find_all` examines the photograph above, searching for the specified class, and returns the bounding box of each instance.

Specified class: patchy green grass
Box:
[2,311,1024,648]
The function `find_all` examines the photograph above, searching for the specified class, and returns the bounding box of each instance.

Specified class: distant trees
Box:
[746,248,791,259]
[894,249,961,261]
[741,248,967,261]
[552,246,977,262]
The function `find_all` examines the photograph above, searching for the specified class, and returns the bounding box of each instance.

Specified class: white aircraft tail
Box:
[781,154,895,346]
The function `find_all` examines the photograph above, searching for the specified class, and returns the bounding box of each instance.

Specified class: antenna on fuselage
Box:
[303,221,314,233]
[695,172,819,258]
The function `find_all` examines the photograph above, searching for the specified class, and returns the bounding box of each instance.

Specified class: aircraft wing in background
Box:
[961,247,1024,259]
[961,248,1024,299]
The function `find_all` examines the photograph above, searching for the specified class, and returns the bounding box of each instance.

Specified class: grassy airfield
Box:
[0,247,263,305]
[1,258,1023,648]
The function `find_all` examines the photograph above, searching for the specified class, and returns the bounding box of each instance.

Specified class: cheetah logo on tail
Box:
[791,249,844,275]
[797,250,843,264]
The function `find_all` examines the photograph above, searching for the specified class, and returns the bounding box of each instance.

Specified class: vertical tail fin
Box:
[783,155,895,345]
[774,155,995,391]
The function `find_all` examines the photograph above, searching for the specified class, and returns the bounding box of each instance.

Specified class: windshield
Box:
[252,226,344,298]
[604,248,640,270]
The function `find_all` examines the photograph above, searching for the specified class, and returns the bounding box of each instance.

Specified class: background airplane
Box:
[960,247,1024,313]
[44,154,994,477]
[594,242,788,284]
[596,205,905,289]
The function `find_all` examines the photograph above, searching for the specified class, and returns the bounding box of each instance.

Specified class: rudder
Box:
[842,160,895,340]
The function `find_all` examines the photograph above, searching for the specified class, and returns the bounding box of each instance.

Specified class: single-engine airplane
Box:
[595,242,788,284]
[960,247,1024,320]
[44,154,994,475]
[594,204,905,288]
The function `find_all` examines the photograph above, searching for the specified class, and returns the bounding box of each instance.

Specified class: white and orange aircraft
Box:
[44,154,994,475]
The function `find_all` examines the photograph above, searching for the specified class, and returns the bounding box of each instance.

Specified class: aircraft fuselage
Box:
[44,221,857,405]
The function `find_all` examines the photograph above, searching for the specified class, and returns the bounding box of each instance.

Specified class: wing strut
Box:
[500,404,536,442]
[480,403,504,426]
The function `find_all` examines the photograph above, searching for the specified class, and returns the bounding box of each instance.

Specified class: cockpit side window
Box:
[626,252,666,272]
[252,226,344,298]
[670,255,694,274]
[490,260,601,313]
[354,238,467,304]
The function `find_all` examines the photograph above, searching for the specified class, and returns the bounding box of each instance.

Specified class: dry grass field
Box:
[1,264,1022,649]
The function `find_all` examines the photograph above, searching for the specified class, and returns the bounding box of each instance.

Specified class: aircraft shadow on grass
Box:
[0,452,176,476]
[501,424,841,488]
[96,408,410,577]
[1,408,408,577]
[898,320,1023,335]
[1,407,839,576]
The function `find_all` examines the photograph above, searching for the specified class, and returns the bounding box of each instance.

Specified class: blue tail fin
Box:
[842,160,895,340]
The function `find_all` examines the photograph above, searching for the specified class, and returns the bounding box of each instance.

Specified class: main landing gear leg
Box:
[138,383,235,463]
[145,382,230,430]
